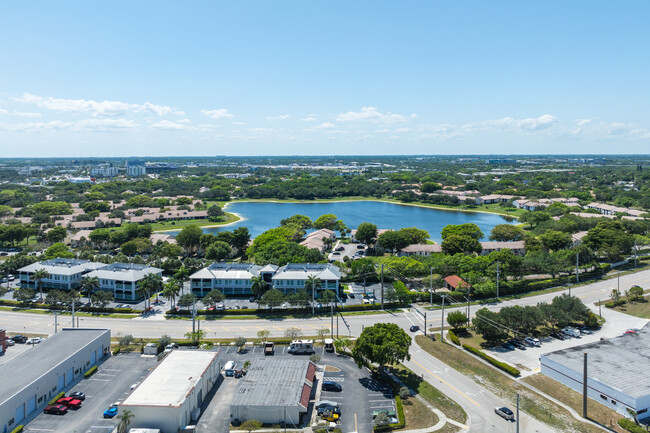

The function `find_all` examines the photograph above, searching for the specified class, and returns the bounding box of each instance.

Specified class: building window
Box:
[638,408,648,415]
[8,418,14,426]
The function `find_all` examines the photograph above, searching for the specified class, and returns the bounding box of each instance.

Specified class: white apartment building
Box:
[85,263,163,301]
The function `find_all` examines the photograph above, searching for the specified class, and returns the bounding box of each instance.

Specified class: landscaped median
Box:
[416,335,607,433]
[461,344,520,377]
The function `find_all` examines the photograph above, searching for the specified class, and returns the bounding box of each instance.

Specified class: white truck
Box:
[288,339,315,354]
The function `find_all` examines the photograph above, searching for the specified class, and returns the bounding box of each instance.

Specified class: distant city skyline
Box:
[1,1,649,157]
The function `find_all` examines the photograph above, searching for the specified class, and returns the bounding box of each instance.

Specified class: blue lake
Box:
[180,201,515,243]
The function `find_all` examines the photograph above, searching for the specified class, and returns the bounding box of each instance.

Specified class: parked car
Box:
[103,404,119,418]
[11,335,27,344]
[165,343,179,350]
[510,339,526,350]
[68,391,86,401]
[372,409,397,419]
[44,404,68,415]
[348,293,355,299]
[57,397,82,409]
[579,326,594,335]
[322,381,342,392]
[550,332,566,340]
[317,405,342,415]
[409,325,420,332]
[562,327,580,338]
[336,246,345,251]
[27,337,43,344]
[249,297,256,303]
[332,252,341,256]
[524,337,541,347]
[495,406,514,421]
[315,400,339,409]
[501,342,515,351]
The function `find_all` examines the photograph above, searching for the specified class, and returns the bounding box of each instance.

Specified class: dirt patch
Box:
[325,365,341,372]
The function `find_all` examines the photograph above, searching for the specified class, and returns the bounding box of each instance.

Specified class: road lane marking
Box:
[411,359,480,407]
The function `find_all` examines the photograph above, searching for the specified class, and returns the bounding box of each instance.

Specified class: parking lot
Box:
[194,345,394,433]
[24,353,157,433]
[484,308,649,373]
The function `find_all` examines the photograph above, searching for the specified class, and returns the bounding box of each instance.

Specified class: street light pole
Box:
[380,264,384,310]
[440,295,445,339]
[576,250,579,283]
[430,267,433,305]
[496,261,500,299]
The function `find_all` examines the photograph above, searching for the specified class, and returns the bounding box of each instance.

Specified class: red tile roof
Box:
[444,275,469,289]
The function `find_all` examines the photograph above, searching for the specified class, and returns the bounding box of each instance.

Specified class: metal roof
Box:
[273,263,341,281]
[121,351,219,407]
[18,259,105,276]
[542,326,650,398]
[0,329,110,406]
[85,263,162,283]
[231,359,314,408]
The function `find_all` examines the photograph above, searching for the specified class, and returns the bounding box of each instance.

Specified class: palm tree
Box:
[161,278,182,310]
[174,265,190,296]
[306,275,321,315]
[81,276,100,306]
[250,275,268,299]
[116,409,134,433]
[138,273,163,309]
[32,268,50,302]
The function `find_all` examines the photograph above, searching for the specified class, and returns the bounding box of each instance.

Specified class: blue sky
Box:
[0,1,649,157]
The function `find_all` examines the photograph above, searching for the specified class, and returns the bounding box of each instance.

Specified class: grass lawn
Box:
[0,305,137,319]
[523,374,627,433]
[598,292,650,319]
[402,395,440,430]
[391,365,467,424]
[416,335,607,433]
[151,211,240,232]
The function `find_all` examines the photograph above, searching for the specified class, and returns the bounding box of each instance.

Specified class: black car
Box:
[510,339,526,350]
[12,335,28,344]
[550,332,566,341]
[409,325,420,332]
[322,381,342,392]
[69,391,86,401]
[249,297,256,303]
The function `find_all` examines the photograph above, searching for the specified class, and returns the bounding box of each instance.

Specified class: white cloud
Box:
[150,120,188,130]
[232,121,246,125]
[0,108,8,115]
[336,107,412,125]
[201,108,234,119]
[301,115,317,122]
[13,111,42,118]
[5,118,138,132]
[15,93,181,116]
[266,114,290,121]
[463,114,559,132]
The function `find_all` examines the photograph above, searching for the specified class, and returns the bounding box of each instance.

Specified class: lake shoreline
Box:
[222,198,521,219]
[153,211,244,233]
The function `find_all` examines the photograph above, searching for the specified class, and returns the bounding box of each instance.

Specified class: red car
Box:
[57,397,82,409]
[43,404,68,415]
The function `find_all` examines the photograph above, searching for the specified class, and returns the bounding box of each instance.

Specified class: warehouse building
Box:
[120,351,221,433]
[541,327,650,419]
[230,358,316,425]
[0,328,110,433]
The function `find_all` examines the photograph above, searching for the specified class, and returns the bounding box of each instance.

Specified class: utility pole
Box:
[440,295,445,339]
[582,352,588,418]
[330,303,334,338]
[312,280,315,315]
[54,311,58,334]
[599,300,601,318]
[576,250,579,283]
[380,264,384,310]
[71,299,75,328]
[516,393,520,433]
[430,267,433,305]
[496,261,500,299]
[634,238,638,268]
[618,270,621,292]
[192,299,196,334]
[424,312,427,337]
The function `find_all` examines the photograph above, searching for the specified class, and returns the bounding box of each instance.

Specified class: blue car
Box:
[103,405,118,418]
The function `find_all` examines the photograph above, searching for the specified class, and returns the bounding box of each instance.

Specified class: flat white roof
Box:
[121,351,218,407]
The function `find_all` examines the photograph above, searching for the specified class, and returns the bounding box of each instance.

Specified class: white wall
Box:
[230,405,302,426]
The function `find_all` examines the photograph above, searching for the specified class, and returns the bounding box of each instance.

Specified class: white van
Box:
[288,340,315,354]
[223,360,235,376]
[562,327,580,338]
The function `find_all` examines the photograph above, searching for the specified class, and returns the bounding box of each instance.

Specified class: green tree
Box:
[44,242,75,259]
[176,225,203,254]
[441,223,484,241]
[91,290,113,308]
[441,235,483,255]
[32,268,50,301]
[184,329,206,344]
[231,227,251,254]
[205,241,231,260]
[473,308,509,343]
[250,275,268,298]
[306,275,321,313]
[46,226,68,243]
[256,329,270,343]
[235,336,247,352]
[161,278,182,310]
[80,276,100,306]
[260,288,285,309]
[630,285,644,302]
[314,214,343,231]
[281,214,314,230]
[202,288,225,307]
[138,273,163,309]
[352,323,412,370]
[207,204,224,221]
[178,293,197,309]
[158,335,173,347]
[447,311,468,329]
[284,326,302,340]
[241,419,262,433]
[610,289,621,304]
[116,407,134,433]
[355,222,378,245]
[13,287,35,302]
[489,224,525,241]
[540,230,572,251]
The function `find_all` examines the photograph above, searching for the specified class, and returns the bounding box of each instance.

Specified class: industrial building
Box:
[230,358,316,425]
[541,326,650,419]
[120,351,221,433]
[0,328,110,433]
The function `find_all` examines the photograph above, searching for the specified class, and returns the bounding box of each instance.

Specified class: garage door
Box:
[27,396,36,415]
[15,404,25,423]
[66,368,74,385]
[57,375,65,391]
[91,351,96,365]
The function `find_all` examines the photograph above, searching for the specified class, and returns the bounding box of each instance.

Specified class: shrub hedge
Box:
[168,302,408,317]
[0,299,135,314]
[373,395,405,431]
[618,419,646,433]
[48,392,65,405]
[10,426,23,433]
[112,347,121,355]
[447,330,461,346]
[84,366,98,378]
[462,344,520,377]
